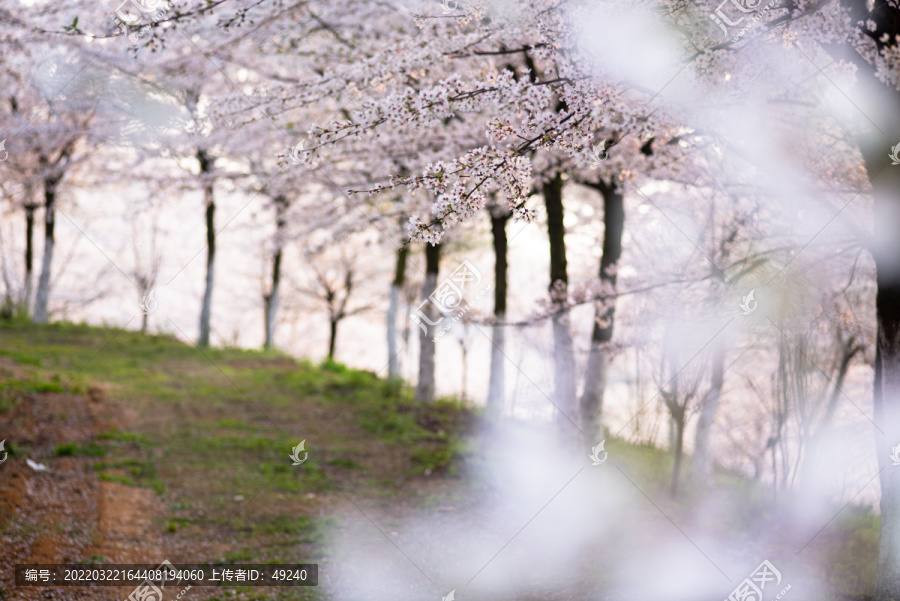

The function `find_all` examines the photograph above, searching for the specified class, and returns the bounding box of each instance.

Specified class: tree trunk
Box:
[197,149,215,348]
[872,161,900,601]
[544,174,576,430]
[23,204,35,316]
[264,196,286,350]
[387,245,409,379]
[693,337,725,482]
[798,345,859,490]
[671,407,686,497]
[415,242,441,403]
[486,207,510,420]
[876,250,900,600]
[580,179,624,444]
[264,249,281,349]
[460,341,469,401]
[842,42,900,599]
[33,178,59,324]
[328,318,338,360]
[814,4,900,592]
[662,334,687,497]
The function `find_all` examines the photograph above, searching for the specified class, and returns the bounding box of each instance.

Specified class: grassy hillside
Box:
[0,320,881,600]
[0,320,477,600]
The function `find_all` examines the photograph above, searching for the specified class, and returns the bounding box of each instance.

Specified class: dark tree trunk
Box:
[814,1,900,593]
[544,174,577,430]
[24,203,36,316]
[33,176,60,324]
[580,179,624,444]
[415,242,441,403]
[264,196,286,350]
[487,207,511,420]
[264,250,282,349]
[388,245,409,379]
[328,318,338,360]
[875,250,900,599]
[826,2,900,589]
[197,148,215,347]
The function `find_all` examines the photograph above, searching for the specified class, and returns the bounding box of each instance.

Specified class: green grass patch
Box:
[0,392,17,414]
[97,429,156,448]
[75,555,107,564]
[221,547,259,563]
[0,349,42,366]
[98,472,135,486]
[213,515,316,538]
[53,441,109,457]
[326,457,360,469]
[93,449,164,494]
[0,371,88,396]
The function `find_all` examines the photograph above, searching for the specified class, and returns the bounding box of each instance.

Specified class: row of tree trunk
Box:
[395,175,632,457]
[20,164,63,325]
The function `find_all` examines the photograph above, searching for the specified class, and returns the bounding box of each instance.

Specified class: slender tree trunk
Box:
[770,333,791,504]
[661,334,687,497]
[264,196,286,350]
[460,341,469,401]
[23,203,35,316]
[580,180,624,443]
[544,174,576,430]
[328,318,338,360]
[197,149,215,348]
[693,338,725,482]
[487,208,510,420]
[33,177,59,324]
[799,345,859,490]
[872,158,900,601]
[671,407,686,497]
[264,250,281,349]
[875,343,884,462]
[416,242,441,403]
[388,245,409,379]
[141,311,149,334]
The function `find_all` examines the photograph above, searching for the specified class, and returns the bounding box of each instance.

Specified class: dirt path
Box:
[0,359,166,601]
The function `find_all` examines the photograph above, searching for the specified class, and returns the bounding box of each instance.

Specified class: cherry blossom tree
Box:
[11,0,900,594]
